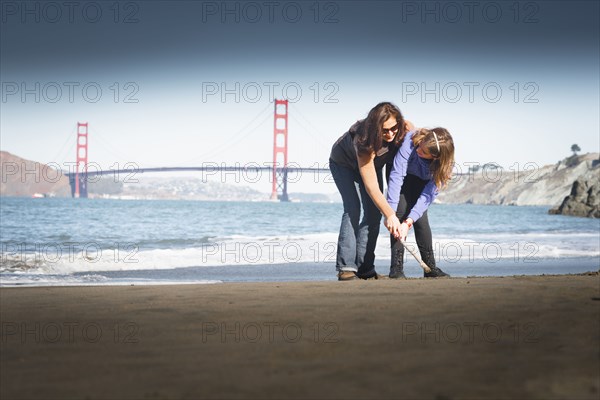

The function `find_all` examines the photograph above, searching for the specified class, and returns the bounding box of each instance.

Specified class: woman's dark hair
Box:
[356,102,405,156]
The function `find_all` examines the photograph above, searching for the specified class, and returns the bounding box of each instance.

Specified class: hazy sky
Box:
[1,0,598,193]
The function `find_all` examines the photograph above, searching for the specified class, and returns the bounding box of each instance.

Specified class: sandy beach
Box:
[1,273,599,400]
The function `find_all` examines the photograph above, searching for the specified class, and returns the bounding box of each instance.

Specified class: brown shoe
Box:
[337,271,359,281]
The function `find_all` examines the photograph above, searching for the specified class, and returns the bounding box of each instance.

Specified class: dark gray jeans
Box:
[390,174,435,269]
[329,159,383,275]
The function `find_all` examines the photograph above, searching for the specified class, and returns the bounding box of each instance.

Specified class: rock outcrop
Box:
[549,166,600,218]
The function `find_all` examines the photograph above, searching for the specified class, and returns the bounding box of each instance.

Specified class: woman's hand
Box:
[384,214,402,238]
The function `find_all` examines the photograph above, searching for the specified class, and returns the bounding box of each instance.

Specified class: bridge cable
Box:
[288,103,334,149]
[87,125,149,171]
[48,124,77,169]
[179,101,273,165]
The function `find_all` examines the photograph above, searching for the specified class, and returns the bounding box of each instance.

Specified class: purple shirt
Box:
[386,130,438,222]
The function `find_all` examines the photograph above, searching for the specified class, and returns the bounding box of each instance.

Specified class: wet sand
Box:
[1,273,599,399]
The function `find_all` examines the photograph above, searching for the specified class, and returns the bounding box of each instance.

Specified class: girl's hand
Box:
[398,222,410,241]
[398,218,413,241]
[404,120,415,132]
[384,214,402,238]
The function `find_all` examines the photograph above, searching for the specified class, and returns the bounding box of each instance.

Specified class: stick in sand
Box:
[399,239,431,273]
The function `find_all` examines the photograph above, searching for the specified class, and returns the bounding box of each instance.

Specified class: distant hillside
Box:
[437,153,599,206]
[4,150,597,207]
[288,192,337,203]
[0,151,71,197]
[0,151,277,201]
[113,176,268,201]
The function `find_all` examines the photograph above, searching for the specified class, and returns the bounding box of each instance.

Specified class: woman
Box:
[329,102,408,281]
[386,127,455,278]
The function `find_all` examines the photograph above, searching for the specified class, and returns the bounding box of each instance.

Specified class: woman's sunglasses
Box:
[382,123,400,135]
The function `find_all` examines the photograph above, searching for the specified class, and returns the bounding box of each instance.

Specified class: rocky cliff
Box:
[0,151,71,197]
[437,153,599,207]
[549,166,600,218]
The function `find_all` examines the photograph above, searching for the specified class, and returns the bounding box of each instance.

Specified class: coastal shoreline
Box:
[2,257,598,287]
[1,273,599,399]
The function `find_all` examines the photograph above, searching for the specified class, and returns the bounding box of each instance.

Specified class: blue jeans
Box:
[330,159,383,274]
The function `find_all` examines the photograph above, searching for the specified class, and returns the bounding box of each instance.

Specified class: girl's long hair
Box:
[355,102,405,156]
[412,128,455,189]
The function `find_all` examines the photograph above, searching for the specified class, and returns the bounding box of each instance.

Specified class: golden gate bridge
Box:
[65,99,330,201]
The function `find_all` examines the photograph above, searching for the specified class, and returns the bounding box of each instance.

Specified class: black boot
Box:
[421,250,449,278]
[389,241,406,279]
[356,267,381,280]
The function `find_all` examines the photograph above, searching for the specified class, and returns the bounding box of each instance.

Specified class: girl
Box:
[329,102,410,281]
[386,127,455,278]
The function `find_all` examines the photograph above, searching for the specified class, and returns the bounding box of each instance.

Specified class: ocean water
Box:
[1,198,598,287]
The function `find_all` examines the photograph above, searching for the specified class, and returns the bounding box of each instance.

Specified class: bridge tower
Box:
[73,122,89,198]
[271,99,289,202]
